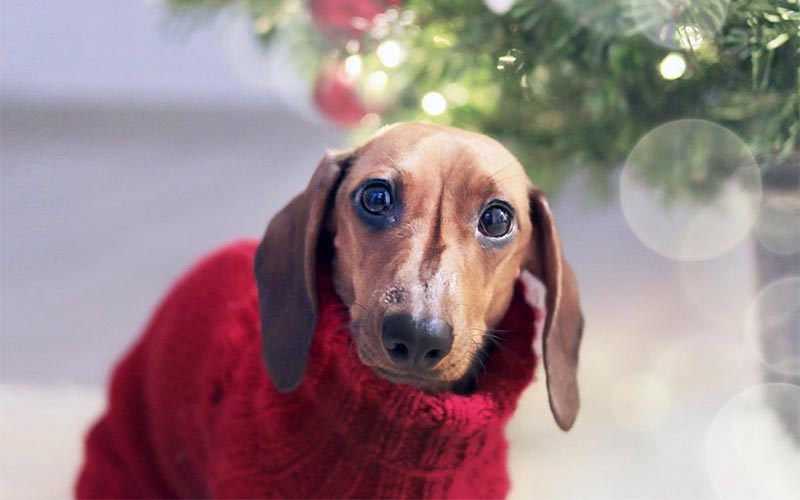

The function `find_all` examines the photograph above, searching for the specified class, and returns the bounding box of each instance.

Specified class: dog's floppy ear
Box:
[526,188,584,431]
[254,149,353,392]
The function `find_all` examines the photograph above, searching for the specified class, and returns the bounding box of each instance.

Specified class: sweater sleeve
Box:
[75,240,260,499]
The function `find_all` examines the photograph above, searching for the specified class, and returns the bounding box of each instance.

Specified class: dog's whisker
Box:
[493,172,534,184]
[465,326,528,365]
[487,158,521,180]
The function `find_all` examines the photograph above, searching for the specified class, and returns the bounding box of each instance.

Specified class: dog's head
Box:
[255,122,583,430]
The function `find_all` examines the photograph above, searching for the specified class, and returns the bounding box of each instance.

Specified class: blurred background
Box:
[1,1,798,499]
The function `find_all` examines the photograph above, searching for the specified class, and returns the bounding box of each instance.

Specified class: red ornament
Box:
[312,62,368,126]
[309,0,402,42]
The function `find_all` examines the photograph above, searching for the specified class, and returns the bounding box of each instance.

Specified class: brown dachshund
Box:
[77,121,585,498]
[256,121,584,429]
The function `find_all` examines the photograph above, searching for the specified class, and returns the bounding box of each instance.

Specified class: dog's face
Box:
[329,124,533,390]
[255,121,584,430]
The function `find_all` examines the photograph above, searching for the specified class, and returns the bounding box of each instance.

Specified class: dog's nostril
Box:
[387,342,409,360]
[424,349,441,360]
[382,314,416,368]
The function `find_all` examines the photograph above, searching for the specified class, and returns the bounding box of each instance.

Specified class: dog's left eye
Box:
[361,182,393,215]
[478,204,513,237]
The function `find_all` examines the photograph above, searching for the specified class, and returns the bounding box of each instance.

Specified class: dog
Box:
[77,122,583,499]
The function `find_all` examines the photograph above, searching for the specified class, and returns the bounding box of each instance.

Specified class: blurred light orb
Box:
[444,83,470,106]
[679,239,756,330]
[745,277,800,376]
[377,40,404,68]
[629,0,730,50]
[611,372,672,432]
[659,52,686,80]
[755,192,800,255]
[366,71,388,91]
[360,113,382,129]
[706,384,800,500]
[362,71,390,108]
[484,0,516,15]
[345,39,360,54]
[620,119,762,261]
[421,92,447,116]
[344,55,362,77]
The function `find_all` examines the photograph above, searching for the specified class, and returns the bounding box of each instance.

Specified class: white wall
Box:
[1,0,309,108]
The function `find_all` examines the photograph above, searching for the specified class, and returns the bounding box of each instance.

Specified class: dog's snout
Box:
[381,314,454,370]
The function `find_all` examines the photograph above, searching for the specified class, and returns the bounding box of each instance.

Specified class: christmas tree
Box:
[165,0,798,197]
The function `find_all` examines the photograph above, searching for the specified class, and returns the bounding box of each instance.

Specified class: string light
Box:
[677,25,704,50]
[366,71,388,92]
[444,83,469,106]
[484,0,515,15]
[421,92,447,115]
[496,54,516,70]
[345,40,360,54]
[344,55,362,77]
[377,40,404,68]
[363,71,390,109]
[254,16,272,35]
[659,52,686,80]
[432,34,453,48]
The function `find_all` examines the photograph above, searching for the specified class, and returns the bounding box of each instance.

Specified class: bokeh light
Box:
[706,384,800,500]
[443,83,470,106]
[620,119,762,261]
[366,71,388,91]
[496,53,517,70]
[755,192,800,255]
[376,40,404,68]
[421,92,447,116]
[629,0,730,50]
[344,54,362,77]
[484,0,516,15]
[659,52,686,80]
[361,71,391,109]
[611,372,672,432]
[745,277,800,376]
[360,113,382,130]
[679,239,756,330]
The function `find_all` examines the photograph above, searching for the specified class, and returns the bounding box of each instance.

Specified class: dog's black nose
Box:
[381,314,453,370]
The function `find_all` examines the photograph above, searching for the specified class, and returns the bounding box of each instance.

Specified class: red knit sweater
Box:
[76,240,540,499]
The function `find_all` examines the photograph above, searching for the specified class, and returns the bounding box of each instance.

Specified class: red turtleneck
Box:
[76,240,539,499]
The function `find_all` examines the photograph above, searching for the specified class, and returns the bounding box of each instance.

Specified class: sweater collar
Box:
[268,266,540,473]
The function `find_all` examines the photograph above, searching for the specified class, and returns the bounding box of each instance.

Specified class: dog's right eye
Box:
[361,182,393,215]
[478,204,513,238]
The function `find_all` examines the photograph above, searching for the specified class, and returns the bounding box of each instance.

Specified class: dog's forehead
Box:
[351,123,529,201]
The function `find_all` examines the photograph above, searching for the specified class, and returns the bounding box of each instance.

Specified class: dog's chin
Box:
[372,367,454,393]
[371,365,485,396]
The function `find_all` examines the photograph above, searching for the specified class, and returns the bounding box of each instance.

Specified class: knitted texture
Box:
[76,240,539,499]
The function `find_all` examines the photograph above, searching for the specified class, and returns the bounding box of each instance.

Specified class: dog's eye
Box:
[361,182,393,215]
[478,204,513,237]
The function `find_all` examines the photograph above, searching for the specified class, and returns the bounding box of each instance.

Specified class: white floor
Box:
[0,384,104,498]
[2,98,798,499]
